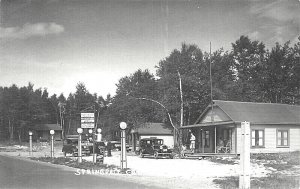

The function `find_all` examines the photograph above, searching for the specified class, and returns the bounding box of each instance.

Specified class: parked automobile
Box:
[62,136,91,156]
[110,141,131,152]
[93,141,106,162]
[93,141,105,153]
[138,138,173,159]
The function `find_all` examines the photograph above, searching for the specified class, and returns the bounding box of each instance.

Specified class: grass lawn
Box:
[212,152,300,189]
[213,175,299,189]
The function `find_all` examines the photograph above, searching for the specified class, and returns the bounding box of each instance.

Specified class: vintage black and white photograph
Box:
[0,0,299,188]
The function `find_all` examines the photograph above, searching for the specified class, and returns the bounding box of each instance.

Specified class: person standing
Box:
[107,141,112,157]
[190,132,196,153]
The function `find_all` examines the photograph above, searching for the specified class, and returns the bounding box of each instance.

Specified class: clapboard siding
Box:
[265,128,276,149]
[290,128,300,151]
[236,125,300,154]
[251,127,276,153]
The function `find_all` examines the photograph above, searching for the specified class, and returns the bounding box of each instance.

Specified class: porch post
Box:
[201,129,204,153]
[214,126,217,154]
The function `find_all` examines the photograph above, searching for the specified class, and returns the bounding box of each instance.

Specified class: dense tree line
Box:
[104,36,300,144]
[0,82,110,142]
[0,36,299,143]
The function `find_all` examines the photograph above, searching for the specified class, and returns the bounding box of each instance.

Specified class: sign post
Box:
[239,121,250,189]
[28,131,33,157]
[77,128,83,163]
[120,122,127,170]
[81,113,95,129]
[50,130,55,158]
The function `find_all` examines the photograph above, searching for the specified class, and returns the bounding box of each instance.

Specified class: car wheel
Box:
[154,151,159,159]
[139,150,144,158]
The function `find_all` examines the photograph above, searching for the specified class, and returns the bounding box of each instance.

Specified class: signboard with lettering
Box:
[81,113,95,128]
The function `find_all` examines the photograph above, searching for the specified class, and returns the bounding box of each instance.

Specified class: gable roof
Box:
[202,100,300,125]
[135,122,173,135]
[31,124,62,131]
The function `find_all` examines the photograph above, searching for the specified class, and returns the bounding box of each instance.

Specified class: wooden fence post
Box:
[239,121,250,189]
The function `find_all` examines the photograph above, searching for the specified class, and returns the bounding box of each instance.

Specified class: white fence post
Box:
[239,121,250,189]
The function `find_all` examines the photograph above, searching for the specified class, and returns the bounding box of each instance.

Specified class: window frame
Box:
[276,129,289,148]
[251,129,265,148]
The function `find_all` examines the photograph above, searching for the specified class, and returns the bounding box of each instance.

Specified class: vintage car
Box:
[110,141,131,152]
[93,141,106,153]
[62,136,91,156]
[138,138,173,159]
[93,141,106,163]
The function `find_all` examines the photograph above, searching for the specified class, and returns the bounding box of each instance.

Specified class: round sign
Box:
[120,122,127,130]
[50,130,55,135]
[77,128,83,134]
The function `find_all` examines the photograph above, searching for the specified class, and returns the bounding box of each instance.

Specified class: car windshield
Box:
[153,139,163,145]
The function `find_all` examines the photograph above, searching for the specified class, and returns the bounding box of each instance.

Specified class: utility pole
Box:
[58,102,66,142]
[177,71,183,152]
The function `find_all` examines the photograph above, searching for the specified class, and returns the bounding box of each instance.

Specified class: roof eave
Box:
[181,121,235,128]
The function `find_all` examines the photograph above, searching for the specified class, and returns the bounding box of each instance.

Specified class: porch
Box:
[181,121,238,156]
[182,153,238,159]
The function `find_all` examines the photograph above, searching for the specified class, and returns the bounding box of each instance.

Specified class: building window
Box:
[204,130,210,147]
[251,130,264,147]
[277,130,289,147]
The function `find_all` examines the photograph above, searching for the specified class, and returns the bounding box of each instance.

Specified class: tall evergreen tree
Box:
[231,36,266,102]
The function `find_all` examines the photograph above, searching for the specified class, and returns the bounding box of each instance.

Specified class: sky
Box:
[0,0,299,97]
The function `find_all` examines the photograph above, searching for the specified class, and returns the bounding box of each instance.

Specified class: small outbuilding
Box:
[183,100,300,154]
[130,122,174,151]
[30,124,62,141]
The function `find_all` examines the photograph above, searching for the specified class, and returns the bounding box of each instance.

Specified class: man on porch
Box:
[190,132,195,153]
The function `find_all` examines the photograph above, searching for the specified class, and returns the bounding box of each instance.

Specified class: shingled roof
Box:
[209,100,300,125]
[135,122,173,135]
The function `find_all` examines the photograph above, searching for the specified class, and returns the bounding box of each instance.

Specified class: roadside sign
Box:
[81,113,95,128]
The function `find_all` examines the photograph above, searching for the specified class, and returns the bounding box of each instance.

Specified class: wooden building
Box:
[130,122,174,151]
[30,124,62,141]
[183,100,300,155]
